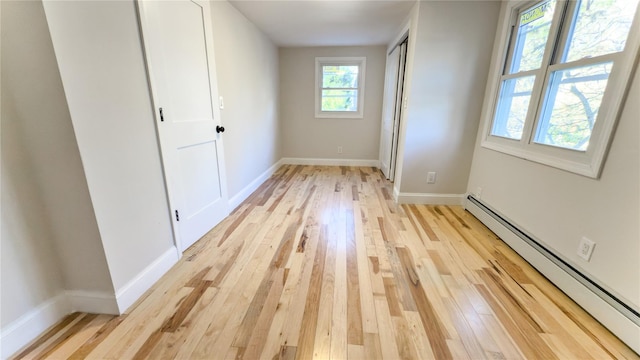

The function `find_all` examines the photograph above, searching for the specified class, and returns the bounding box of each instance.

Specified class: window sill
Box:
[315,112,364,119]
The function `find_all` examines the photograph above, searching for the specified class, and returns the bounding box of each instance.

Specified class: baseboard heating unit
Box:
[465,195,640,354]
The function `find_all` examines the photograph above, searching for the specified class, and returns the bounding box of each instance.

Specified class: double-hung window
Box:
[315,57,366,118]
[482,0,640,177]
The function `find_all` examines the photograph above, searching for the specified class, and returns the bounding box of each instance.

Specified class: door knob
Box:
[216,125,225,133]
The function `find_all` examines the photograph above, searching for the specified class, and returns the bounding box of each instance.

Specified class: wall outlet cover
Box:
[577,237,596,261]
[427,172,436,184]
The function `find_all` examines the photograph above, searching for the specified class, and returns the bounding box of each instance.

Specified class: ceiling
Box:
[227,0,417,47]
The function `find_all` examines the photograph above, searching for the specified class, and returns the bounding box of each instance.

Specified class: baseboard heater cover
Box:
[466,195,640,327]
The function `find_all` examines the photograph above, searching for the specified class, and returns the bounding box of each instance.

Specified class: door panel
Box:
[158,2,212,123]
[389,41,408,181]
[138,0,228,252]
[176,141,222,243]
[380,46,401,179]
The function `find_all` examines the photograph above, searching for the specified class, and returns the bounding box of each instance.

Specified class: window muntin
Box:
[315,57,366,118]
[482,0,640,177]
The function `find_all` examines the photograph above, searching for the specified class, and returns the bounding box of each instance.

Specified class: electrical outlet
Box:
[337,146,343,154]
[577,237,596,261]
[219,96,224,109]
[427,172,436,184]
[475,187,483,199]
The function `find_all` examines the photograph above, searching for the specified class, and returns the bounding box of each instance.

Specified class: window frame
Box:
[480,0,640,178]
[315,57,366,119]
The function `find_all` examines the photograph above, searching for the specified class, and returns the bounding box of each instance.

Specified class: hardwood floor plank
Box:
[242,269,287,359]
[278,217,322,349]
[363,332,383,359]
[12,312,83,360]
[353,202,379,335]
[478,313,525,360]
[524,284,612,359]
[232,219,298,349]
[345,209,364,346]
[391,316,420,360]
[68,315,126,360]
[32,314,98,360]
[295,225,328,360]
[14,165,637,360]
[217,205,255,247]
[443,297,486,359]
[407,204,440,242]
[146,287,219,360]
[209,241,245,287]
[131,329,163,360]
[105,287,192,360]
[396,247,453,360]
[386,244,419,312]
[45,315,112,360]
[330,205,348,360]
[373,296,402,359]
[312,220,337,360]
[160,280,212,333]
[403,310,436,359]
[475,283,554,360]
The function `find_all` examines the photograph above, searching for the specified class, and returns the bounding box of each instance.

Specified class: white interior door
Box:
[380,46,401,179]
[138,0,228,252]
[389,41,408,181]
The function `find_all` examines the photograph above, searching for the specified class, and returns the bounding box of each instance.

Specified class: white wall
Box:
[42,0,175,298]
[467,62,640,310]
[279,46,386,162]
[1,1,114,356]
[394,1,500,196]
[2,0,114,297]
[1,97,68,358]
[211,1,280,203]
[1,71,66,330]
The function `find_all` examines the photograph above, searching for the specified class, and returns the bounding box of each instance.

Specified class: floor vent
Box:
[466,195,639,327]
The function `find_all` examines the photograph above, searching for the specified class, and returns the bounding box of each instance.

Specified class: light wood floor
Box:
[13,165,638,360]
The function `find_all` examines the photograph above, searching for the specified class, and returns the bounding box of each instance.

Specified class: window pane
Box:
[564,0,639,62]
[322,65,359,88]
[510,0,557,73]
[491,76,535,140]
[321,89,358,111]
[535,62,613,150]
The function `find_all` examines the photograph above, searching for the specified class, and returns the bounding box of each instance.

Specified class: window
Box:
[482,0,640,177]
[315,57,366,118]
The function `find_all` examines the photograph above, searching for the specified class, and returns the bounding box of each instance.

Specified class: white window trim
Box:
[479,0,640,178]
[315,57,366,119]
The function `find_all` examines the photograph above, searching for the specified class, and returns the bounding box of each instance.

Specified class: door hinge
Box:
[159,107,164,122]
[175,209,180,221]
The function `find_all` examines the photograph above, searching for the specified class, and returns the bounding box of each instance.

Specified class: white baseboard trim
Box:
[0,293,70,359]
[1,247,179,358]
[66,290,119,315]
[465,198,640,354]
[281,157,380,167]
[228,159,284,210]
[396,192,465,205]
[114,246,179,314]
